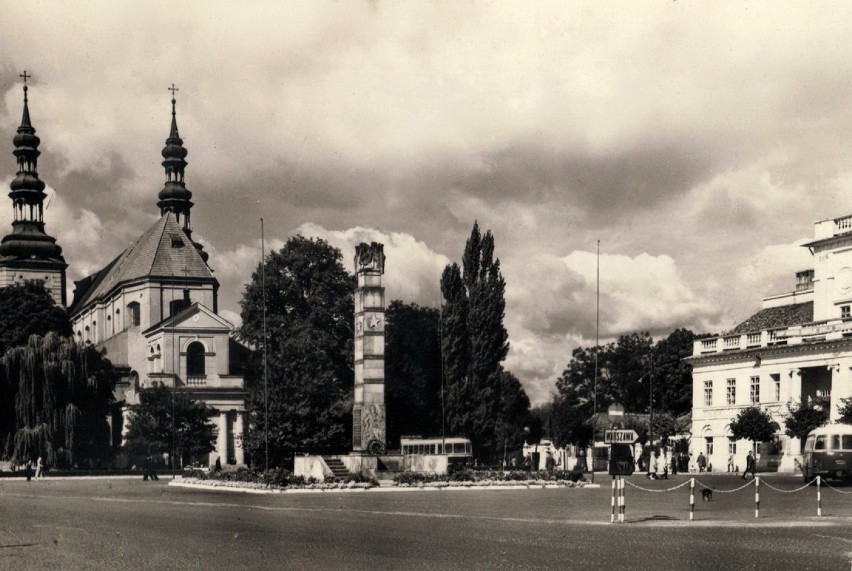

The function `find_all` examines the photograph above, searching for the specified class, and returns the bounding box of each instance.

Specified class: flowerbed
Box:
[180,466,379,490]
[392,469,588,487]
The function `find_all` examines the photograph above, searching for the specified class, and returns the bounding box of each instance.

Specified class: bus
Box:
[802,424,852,482]
[400,437,473,462]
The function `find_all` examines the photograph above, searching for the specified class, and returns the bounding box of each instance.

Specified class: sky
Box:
[1,2,850,404]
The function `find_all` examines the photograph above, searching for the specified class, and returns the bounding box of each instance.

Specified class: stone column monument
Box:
[353,242,386,454]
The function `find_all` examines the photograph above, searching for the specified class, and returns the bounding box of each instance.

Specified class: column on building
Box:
[234,411,245,465]
[780,368,803,472]
[830,362,852,422]
[216,411,228,466]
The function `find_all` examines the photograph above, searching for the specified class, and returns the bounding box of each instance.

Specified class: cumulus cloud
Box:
[294,223,450,306]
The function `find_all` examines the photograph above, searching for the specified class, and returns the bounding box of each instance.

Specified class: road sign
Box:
[608,444,635,476]
[604,429,638,444]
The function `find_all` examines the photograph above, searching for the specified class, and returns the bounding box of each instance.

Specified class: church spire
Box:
[0,71,68,306]
[156,85,207,262]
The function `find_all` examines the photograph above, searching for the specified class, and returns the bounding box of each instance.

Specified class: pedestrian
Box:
[697,452,707,473]
[728,455,735,473]
[25,459,32,482]
[545,451,556,473]
[647,451,656,480]
[35,456,43,480]
[742,451,756,479]
[149,456,159,481]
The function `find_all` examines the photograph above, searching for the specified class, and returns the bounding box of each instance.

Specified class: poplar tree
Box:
[441,222,511,460]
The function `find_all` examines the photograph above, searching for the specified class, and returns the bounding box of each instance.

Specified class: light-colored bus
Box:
[802,424,852,482]
[400,437,473,461]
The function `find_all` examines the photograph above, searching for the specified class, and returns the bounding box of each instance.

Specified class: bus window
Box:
[452,443,464,454]
[832,435,841,450]
[844,435,852,450]
[805,436,815,451]
[437,444,443,454]
[815,435,827,450]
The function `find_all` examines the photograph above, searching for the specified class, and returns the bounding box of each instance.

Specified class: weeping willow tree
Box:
[0,332,117,468]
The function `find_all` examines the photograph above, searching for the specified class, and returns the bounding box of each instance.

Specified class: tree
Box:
[123,384,216,467]
[0,281,71,356]
[836,398,852,425]
[729,406,779,454]
[651,328,697,416]
[0,333,116,467]
[239,236,355,466]
[493,369,532,458]
[784,398,829,453]
[384,301,442,447]
[440,222,512,461]
[650,412,687,446]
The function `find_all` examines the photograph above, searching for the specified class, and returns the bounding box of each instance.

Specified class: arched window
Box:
[127,302,140,327]
[186,342,205,377]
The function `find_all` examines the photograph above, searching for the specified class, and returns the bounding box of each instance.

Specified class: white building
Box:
[688,213,852,472]
[68,94,248,467]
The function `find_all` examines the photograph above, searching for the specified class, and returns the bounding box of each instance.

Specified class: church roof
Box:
[69,212,214,316]
[728,301,814,335]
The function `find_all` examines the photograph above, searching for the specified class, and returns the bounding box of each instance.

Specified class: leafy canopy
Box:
[729,406,779,451]
[239,235,355,466]
[123,383,216,466]
[0,281,71,355]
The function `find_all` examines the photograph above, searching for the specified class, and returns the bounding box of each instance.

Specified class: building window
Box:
[843,306,851,319]
[726,378,736,405]
[728,439,736,455]
[186,341,205,377]
[750,376,760,404]
[704,380,713,406]
[706,437,714,455]
[127,302,141,327]
[772,374,781,402]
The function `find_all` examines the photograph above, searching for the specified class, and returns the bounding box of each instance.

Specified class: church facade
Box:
[688,214,852,473]
[2,77,248,467]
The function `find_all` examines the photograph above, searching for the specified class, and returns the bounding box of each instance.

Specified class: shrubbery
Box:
[392,469,586,486]
[182,466,378,488]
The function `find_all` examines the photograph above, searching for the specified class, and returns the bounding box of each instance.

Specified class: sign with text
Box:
[604,430,638,444]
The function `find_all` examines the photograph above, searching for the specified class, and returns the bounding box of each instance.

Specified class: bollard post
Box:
[817,475,822,517]
[619,476,625,523]
[755,477,760,519]
[689,477,695,521]
[611,476,616,524]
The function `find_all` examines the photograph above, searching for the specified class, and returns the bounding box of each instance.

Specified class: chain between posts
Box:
[623,479,690,493]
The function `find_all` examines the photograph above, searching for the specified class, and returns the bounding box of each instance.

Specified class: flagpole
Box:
[261,218,268,473]
[593,239,600,484]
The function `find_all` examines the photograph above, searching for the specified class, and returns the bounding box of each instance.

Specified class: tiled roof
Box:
[728,301,813,335]
[69,213,213,315]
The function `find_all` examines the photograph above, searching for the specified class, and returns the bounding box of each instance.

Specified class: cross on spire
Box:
[20,70,30,100]
[168,83,179,110]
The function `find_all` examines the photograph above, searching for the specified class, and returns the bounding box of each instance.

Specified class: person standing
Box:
[25,459,32,482]
[697,452,707,473]
[34,456,43,480]
[728,455,735,473]
[742,451,757,479]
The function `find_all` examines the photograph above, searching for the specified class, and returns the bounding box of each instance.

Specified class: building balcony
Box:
[694,318,852,355]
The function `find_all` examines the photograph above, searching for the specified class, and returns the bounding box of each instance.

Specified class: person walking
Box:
[34,456,43,480]
[742,451,757,479]
[728,454,735,473]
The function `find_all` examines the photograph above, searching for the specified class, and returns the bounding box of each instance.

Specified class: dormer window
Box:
[170,233,185,248]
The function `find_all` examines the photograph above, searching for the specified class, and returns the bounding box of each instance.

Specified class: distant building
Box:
[0,79,249,468]
[687,215,852,473]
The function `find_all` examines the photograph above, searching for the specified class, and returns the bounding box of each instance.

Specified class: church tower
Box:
[0,71,67,306]
[157,86,207,262]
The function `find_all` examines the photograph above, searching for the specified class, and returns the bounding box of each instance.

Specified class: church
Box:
[0,76,248,468]
[688,213,852,473]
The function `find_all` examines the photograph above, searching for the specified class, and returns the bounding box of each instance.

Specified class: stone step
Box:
[322,457,351,478]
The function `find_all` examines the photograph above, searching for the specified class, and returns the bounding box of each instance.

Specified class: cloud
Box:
[294,223,451,306]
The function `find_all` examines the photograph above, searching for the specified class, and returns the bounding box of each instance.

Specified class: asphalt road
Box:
[1,473,851,570]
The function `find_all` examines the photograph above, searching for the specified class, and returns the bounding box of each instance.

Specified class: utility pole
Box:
[261,218,268,473]
[593,239,600,484]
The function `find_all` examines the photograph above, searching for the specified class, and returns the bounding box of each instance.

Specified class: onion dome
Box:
[155,86,207,263]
